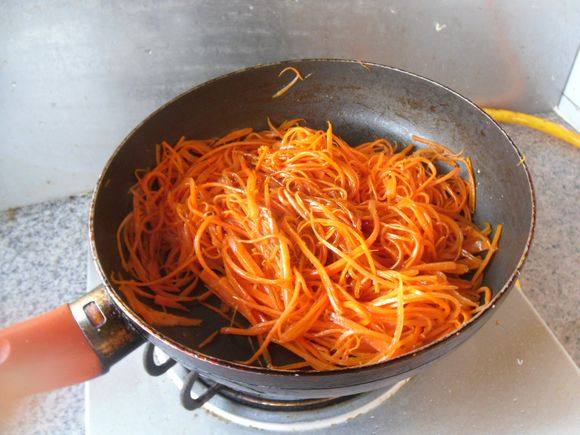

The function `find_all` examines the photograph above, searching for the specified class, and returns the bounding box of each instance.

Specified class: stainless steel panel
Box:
[1,0,579,210]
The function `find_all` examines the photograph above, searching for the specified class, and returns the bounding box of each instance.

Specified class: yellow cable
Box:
[483,108,580,149]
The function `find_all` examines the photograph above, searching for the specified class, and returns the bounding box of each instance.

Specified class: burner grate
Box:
[139,343,409,430]
[142,343,357,411]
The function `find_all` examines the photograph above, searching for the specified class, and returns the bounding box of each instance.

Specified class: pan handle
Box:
[0,284,143,399]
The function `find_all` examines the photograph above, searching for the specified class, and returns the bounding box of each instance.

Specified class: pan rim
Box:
[89,58,536,378]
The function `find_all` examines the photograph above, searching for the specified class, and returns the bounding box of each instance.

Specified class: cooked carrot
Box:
[115,120,500,369]
[272,67,309,98]
[197,331,219,349]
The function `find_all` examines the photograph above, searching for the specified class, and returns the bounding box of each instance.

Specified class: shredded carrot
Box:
[115,120,500,370]
[272,67,309,98]
[358,60,371,71]
[198,331,219,349]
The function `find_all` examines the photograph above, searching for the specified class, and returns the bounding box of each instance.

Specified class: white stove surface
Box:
[85,262,579,434]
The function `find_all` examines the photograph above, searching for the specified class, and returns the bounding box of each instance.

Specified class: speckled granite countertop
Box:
[0,113,578,434]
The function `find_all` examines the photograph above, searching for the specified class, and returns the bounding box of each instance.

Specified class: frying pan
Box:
[0,59,535,401]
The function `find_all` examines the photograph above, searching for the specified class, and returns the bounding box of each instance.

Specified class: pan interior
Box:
[92,60,533,367]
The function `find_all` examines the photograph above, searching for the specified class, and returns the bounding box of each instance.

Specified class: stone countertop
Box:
[0,113,578,434]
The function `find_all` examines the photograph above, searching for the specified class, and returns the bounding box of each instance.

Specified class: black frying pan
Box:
[0,59,535,401]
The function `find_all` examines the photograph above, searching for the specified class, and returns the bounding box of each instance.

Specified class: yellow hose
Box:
[483,108,580,149]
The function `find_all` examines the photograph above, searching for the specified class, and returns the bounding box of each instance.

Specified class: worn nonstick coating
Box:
[91,59,535,399]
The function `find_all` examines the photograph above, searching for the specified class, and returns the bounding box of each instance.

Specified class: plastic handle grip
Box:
[0,304,104,399]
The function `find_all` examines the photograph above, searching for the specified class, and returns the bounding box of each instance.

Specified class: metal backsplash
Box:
[1,0,579,210]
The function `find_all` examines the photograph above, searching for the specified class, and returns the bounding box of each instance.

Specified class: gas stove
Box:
[85,259,579,434]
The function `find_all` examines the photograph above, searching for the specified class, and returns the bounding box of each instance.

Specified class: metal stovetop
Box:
[85,259,579,435]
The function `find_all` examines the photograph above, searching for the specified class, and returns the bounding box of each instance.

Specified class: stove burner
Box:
[142,343,355,411]
[210,387,353,411]
[198,376,356,411]
[143,343,409,430]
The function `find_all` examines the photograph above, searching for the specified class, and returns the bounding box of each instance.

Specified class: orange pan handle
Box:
[0,285,143,400]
